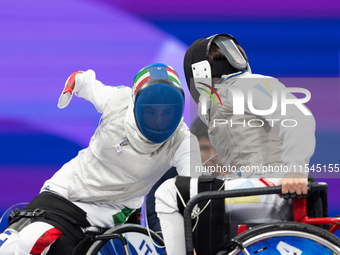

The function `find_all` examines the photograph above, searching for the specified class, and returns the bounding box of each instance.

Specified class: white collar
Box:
[221,70,249,82]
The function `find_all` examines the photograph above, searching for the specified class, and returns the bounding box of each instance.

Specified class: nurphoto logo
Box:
[196,80,312,128]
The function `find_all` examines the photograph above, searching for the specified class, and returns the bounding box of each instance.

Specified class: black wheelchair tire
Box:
[85,223,165,255]
[218,221,340,254]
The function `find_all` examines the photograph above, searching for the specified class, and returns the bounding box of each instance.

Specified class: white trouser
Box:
[0,230,18,255]
[0,221,62,255]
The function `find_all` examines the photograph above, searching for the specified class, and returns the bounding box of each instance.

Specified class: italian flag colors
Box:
[133,65,181,95]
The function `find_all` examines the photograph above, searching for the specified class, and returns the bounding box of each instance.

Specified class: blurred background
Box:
[0,0,339,232]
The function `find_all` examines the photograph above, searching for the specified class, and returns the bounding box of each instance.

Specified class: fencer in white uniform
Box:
[155,34,316,255]
[0,63,202,255]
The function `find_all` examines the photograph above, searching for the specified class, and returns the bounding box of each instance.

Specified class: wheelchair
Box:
[0,205,165,255]
[80,223,165,255]
[183,182,340,255]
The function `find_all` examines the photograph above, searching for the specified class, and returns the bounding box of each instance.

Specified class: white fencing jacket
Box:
[42,70,201,211]
[199,71,316,179]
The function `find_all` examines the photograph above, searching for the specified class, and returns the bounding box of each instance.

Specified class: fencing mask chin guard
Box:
[132,63,185,144]
[184,33,249,103]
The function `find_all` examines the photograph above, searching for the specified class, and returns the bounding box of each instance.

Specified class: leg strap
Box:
[175,176,191,215]
[7,191,91,244]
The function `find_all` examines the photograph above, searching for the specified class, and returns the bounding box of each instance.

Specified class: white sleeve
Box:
[73,69,121,113]
[230,77,316,176]
[170,133,202,178]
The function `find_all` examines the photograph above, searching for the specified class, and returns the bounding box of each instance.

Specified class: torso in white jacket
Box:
[41,70,201,210]
[199,72,316,179]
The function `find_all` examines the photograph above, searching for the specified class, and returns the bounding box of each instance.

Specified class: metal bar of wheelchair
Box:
[94,233,130,255]
[293,196,340,233]
[183,182,328,255]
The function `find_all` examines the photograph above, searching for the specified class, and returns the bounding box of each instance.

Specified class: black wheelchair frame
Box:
[183,182,340,255]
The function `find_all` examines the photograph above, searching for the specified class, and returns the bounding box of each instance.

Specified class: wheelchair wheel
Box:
[85,223,165,255]
[219,222,340,255]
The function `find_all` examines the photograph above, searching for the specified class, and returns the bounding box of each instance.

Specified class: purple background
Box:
[1,0,340,232]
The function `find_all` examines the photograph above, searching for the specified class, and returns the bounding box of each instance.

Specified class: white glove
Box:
[58,71,82,109]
